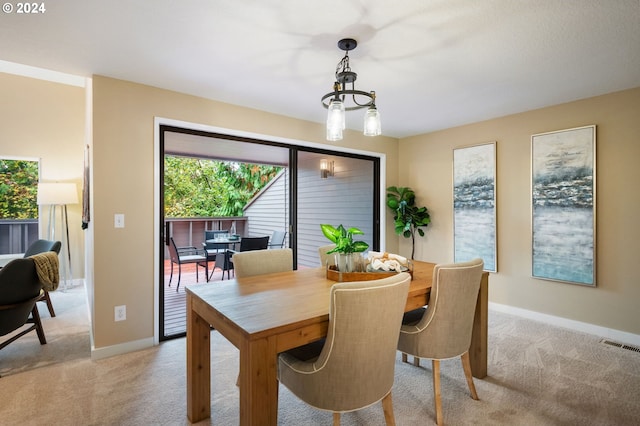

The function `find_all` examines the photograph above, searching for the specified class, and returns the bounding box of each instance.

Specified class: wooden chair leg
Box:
[31,305,47,345]
[461,351,479,400]
[41,289,56,317]
[432,359,443,426]
[382,392,396,426]
[401,353,421,367]
[333,412,340,426]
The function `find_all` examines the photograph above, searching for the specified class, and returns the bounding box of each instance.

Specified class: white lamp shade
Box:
[37,182,79,205]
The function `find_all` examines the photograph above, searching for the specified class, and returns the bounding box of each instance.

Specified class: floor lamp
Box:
[37,182,78,291]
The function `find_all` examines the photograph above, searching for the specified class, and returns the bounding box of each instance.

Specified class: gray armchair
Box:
[0,258,47,351]
[397,258,484,426]
[24,239,61,317]
[278,272,411,425]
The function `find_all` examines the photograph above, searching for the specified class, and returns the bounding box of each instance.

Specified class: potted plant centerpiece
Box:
[320,224,369,272]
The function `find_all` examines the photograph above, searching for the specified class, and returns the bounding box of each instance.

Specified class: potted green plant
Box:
[386,186,431,260]
[320,224,369,272]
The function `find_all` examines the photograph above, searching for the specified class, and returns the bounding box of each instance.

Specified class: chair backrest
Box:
[0,258,43,336]
[232,248,293,278]
[204,230,229,250]
[268,230,287,249]
[401,258,484,359]
[239,236,269,252]
[167,237,180,263]
[317,244,336,267]
[282,272,410,412]
[23,239,61,257]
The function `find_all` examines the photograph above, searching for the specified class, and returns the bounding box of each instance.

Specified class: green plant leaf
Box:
[320,224,340,243]
[352,241,370,252]
[347,227,364,235]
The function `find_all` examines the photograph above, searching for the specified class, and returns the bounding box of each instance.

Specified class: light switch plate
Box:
[114,213,125,228]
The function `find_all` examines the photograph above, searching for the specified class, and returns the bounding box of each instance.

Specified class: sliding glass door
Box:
[295,150,378,268]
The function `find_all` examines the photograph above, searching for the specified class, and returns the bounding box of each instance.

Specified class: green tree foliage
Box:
[0,159,39,219]
[164,156,282,217]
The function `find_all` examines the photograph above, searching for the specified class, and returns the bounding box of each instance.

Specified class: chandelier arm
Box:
[321,89,374,110]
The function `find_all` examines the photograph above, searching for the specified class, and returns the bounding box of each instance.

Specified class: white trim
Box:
[0,60,86,87]
[91,337,155,361]
[489,302,640,347]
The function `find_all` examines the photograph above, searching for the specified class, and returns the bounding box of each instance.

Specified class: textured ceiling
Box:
[1,0,639,138]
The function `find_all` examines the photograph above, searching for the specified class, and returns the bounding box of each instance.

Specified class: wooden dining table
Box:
[185,260,489,425]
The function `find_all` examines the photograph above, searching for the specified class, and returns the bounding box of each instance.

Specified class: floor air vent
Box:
[601,339,640,353]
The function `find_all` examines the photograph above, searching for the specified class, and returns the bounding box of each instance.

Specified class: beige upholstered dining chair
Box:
[397,258,484,426]
[231,248,293,278]
[278,272,411,425]
[317,244,336,267]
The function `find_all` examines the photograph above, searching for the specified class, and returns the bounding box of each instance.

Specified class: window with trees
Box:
[0,157,40,254]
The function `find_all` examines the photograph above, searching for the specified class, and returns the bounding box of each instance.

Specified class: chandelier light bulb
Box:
[326,99,345,141]
[363,105,381,136]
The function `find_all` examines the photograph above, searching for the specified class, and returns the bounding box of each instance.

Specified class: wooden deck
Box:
[163,259,231,337]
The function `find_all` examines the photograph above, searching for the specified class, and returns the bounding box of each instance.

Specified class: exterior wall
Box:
[243,169,289,242]
[296,153,375,267]
[399,87,640,336]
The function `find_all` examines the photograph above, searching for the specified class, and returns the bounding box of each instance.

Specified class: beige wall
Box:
[0,72,85,278]
[6,69,638,350]
[91,75,399,348]
[399,87,640,335]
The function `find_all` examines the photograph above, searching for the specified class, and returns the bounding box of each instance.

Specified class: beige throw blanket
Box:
[30,252,60,292]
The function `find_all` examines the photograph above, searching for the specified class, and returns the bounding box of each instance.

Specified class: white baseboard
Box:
[91,337,155,361]
[489,302,640,347]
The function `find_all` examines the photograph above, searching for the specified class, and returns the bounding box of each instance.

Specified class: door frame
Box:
[153,117,386,343]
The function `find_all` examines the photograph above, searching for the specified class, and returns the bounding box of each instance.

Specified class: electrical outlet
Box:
[115,305,126,322]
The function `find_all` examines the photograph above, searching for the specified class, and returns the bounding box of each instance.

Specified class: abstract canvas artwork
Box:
[453,142,496,272]
[531,125,596,286]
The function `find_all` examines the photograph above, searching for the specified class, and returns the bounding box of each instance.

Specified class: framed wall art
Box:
[531,125,596,286]
[453,141,496,272]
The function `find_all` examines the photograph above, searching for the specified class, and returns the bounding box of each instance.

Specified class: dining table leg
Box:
[469,272,489,378]
[239,336,279,426]
[186,293,211,423]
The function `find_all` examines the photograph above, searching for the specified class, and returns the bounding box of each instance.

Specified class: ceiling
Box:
[1,0,639,139]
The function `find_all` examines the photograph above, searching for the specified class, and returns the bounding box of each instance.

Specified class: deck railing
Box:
[0,219,39,255]
[164,217,248,258]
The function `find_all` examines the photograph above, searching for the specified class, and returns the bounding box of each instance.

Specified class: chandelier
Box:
[321,38,381,141]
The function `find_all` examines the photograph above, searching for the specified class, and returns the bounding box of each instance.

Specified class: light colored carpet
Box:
[1,286,639,425]
[0,286,90,377]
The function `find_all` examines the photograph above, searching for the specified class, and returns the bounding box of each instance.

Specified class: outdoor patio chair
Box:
[203,230,229,279]
[167,237,209,292]
[267,230,287,249]
[214,236,270,280]
[24,239,61,317]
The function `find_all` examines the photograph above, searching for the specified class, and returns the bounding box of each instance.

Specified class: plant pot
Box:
[334,253,364,272]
